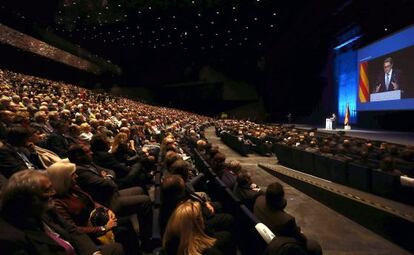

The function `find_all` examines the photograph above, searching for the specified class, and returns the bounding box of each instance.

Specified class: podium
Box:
[325,118,333,130]
[370,90,401,102]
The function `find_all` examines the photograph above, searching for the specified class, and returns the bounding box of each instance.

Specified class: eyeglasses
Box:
[39,186,56,200]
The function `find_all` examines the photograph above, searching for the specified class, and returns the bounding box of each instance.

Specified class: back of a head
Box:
[266,236,308,255]
[161,174,186,202]
[90,134,109,152]
[237,171,252,187]
[266,182,286,210]
[169,159,190,181]
[163,200,215,255]
[6,126,31,147]
[67,144,91,165]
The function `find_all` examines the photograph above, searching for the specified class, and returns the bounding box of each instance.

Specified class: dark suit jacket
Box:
[93,151,130,178]
[233,184,263,211]
[0,209,97,255]
[75,163,118,206]
[253,195,306,243]
[374,69,403,93]
[45,132,69,158]
[0,144,30,178]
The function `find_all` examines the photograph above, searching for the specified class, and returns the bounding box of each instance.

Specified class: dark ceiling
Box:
[2,0,414,118]
[0,0,304,67]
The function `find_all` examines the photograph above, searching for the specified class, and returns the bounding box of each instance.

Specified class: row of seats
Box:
[272,143,414,205]
[192,147,269,255]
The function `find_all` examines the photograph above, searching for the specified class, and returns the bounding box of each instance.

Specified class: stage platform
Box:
[293,124,414,146]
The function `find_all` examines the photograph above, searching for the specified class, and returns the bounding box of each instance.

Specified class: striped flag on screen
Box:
[359,62,369,103]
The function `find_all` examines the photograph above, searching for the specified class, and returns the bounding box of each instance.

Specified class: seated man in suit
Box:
[374,57,403,93]
[0,169,123,255]
[67,145,153,250]
[254,182,322,255]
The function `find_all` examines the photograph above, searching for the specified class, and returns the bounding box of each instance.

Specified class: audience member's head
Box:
[1,170,55,224]
[163,200,216,255]
[169,159,191,181]
[265,182,287,210]
[6,126,32,147]
[68,144,92,165]
[90,134,110,152]
[46,161,76,196]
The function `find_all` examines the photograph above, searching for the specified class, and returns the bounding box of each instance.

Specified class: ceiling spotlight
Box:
[148,6,152,10]
[273,12,277,16]
[384,27,388,31]
[197,13,201,17]
[211,21,215,25]
[216,11,220,15]
[234,18,238,22]
[270,24,274,28]
[254,17,258,21]
[232,6,236,10]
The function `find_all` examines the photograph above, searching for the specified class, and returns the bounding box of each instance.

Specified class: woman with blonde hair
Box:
[163,200,233,255]
[110,132,139,164]
[46,161,139,255]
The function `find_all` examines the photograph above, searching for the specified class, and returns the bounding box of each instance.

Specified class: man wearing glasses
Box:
[374,57,403,93]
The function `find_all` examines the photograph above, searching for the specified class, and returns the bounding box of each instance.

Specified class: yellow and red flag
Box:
[344,103,350,125]
[359,62,369,103]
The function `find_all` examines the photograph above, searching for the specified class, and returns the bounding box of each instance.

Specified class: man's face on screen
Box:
[384,62,392,74]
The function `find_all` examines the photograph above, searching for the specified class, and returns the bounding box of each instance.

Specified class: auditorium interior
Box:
[1,0,414,255]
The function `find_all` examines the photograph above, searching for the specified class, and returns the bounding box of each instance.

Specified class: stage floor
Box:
[294,124,414,146]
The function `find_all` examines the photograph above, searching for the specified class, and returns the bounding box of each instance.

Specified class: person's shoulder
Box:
[0,216,26,242]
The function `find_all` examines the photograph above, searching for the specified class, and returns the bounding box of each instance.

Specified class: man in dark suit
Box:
[0,170,123,255]
[374,57,403,93]
[67,145,153,250]
[254,182,322,255]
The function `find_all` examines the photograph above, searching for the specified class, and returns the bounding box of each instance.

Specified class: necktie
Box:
[386,73,390,90]
[43,223,76,255]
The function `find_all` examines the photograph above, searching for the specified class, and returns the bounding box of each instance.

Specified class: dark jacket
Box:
[75,163,118,206]
[93,151,130,178]
[0,144,33,178]
[45,132,69,158]
[53,185,105,235]
[0,209,97,255]
[233,183,263,210]
[253,195,306,243]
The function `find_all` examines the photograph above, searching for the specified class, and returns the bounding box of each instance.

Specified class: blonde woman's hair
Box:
[46,161,76,196]
[163,200,216,255]
[111,132,128,153]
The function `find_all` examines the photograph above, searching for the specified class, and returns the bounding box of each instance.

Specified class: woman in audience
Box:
[162,200,234,255]
[110,132,140,165]
[47,161,139,255]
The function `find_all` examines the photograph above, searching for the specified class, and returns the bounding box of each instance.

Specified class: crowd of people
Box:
[0,68,216,255]
[6,66,412,254]
[215,120,414,178]
[0,67,327,254]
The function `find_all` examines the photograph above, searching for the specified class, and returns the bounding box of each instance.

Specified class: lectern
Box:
[325,118,333,130]
[370,90,401,102]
